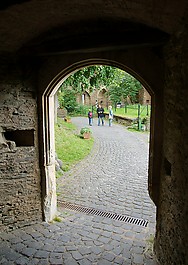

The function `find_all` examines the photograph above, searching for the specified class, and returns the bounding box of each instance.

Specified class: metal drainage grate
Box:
[59,201,148,227]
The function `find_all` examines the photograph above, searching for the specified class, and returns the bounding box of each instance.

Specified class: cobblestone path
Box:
[57,117,154,221]
[0,117,157,265]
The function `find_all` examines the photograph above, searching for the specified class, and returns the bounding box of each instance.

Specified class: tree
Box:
[108,85,122,105]
[108,70,142,105]
[120,73,142,103]
[58,65,142,112]
[60,65,117,94]
[58,87,78,113]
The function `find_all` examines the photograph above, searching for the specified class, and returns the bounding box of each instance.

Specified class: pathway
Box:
[0,117,157,265]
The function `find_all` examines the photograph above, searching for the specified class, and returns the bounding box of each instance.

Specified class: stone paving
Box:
[0,117,158,265]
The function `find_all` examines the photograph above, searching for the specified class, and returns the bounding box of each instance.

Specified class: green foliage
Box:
[58,87,78,113]
[108,85,122,104]
[58,65,142,113]
[72,104,90,116]
[60,65,117,93]
[53,216,62,222]
[108,70,142,105]
[55,118,94,171]
[80,127,92,135]
[120,72,142,102]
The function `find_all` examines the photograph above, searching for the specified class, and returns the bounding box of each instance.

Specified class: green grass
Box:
[56,170,63,179]
[55,118,94,171]
[53,216,62,222]
[105,104,151,119]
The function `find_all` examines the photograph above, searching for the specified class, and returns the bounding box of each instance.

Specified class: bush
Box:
[72,105,90,116]
[80,127,92,135]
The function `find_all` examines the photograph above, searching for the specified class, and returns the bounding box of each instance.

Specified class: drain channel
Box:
[59,201,148,227]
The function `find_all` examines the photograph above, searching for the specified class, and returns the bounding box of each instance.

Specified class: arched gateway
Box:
[1,2,188,264]
[40,58,157,222]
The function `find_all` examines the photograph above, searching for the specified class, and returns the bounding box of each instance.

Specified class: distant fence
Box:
[125,104,150,130]
[57,104,151,131]
[105,104,151,131]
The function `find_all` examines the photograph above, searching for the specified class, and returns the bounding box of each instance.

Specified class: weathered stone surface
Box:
[154,32,188,265]
[1,2,188,264]
[0,80,42,232]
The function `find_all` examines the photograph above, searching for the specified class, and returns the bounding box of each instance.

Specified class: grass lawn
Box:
[105,104,151,119]
[55,118,94,172]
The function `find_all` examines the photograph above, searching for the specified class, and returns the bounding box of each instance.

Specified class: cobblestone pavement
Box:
[0,117,158,265]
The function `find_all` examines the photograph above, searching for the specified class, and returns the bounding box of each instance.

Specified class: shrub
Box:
[80,127,92,135]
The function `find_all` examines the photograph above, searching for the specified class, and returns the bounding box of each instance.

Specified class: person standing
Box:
[108,105,113,126]
[97,104,104,126]
[88,109,93,126]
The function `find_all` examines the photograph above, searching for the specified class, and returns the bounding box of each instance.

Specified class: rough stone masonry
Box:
[0,67,42,232]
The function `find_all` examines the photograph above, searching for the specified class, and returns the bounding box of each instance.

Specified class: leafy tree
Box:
[59,87,78,113]
[108,85,122,104]
[58,65,142,112]
[60,65,117,93]
[108,70,142,105]
[120,73,142,103]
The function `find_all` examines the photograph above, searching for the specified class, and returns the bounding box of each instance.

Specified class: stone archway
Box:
[97,88,108,108]
[41,58,154,222]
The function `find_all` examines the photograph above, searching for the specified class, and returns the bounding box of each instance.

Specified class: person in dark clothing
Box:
[97,104,104,126]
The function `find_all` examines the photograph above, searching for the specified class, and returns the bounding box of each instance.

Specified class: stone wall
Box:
[139,87,151,105]
[154,31,188,264]
[76,89,108,108]
[0,62,42,232]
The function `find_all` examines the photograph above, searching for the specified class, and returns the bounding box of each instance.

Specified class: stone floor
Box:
[0,117,158,265]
